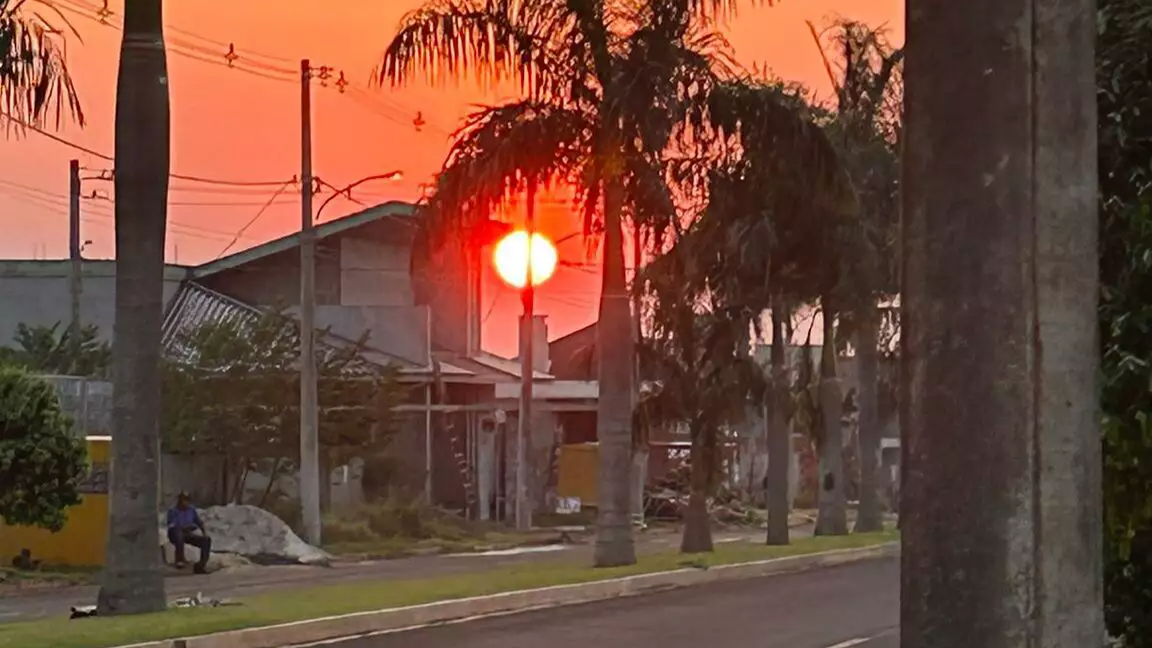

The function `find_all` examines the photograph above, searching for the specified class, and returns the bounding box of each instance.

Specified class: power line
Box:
[0,188,246,243]
[53,0,451,135]
[0,111,296,186]
[214,180,298,259]
[0,177,270,240]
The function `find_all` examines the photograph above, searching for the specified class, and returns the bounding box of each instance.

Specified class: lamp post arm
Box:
[315,171,403,220]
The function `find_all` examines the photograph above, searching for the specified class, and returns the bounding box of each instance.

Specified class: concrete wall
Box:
[339,237,413,306]
[0,260,187,345]
[196,242,342,307]
[314,305,430,364]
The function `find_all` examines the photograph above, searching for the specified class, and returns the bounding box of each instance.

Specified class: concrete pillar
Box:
[477,420,496,521]
[901,0,1102,645]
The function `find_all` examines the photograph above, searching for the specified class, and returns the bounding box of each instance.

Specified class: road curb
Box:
[120,542,899,648]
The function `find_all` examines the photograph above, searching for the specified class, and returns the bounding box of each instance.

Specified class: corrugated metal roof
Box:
[160,282,427,374]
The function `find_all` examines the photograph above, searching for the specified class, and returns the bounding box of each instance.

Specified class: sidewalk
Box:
[0,524,814,623]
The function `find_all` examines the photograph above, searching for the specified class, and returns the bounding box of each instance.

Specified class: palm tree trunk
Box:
[629,221,648,525]
[765,300,791,545]
[854,307,883,532]
[680,420,714,554]
[96,0,169,615]
[814,305,848,536]
[594,175,636,567]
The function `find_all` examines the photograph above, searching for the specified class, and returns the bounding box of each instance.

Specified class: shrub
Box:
[0,366,87,531]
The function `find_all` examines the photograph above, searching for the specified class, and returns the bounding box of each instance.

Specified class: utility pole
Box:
[68,159,82,370]
[299,58,321,546]
[901,0,1101,645]
[515,180,537,531]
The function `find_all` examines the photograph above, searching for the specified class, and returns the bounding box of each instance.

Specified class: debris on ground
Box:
[643,458,769,528]
[158,504,331,568]
[171,591,241,609]
[69,592,243,620]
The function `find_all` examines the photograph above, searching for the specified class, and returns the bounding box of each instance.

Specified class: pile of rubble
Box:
[644,461,765,527]
[159,504,331,571]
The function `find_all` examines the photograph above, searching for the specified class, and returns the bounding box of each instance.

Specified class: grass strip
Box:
[0,530,897,648]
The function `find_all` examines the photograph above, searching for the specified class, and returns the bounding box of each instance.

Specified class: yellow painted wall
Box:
[0,436,111,567]
[556,442,598,508]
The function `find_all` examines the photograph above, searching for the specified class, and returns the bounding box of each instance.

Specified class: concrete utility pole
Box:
[68,159,82,365]
[515,179,537,531]
[901,0,1102,646]
[299,58,321,546]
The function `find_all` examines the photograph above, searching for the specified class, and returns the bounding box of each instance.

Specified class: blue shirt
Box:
[167,506,202,531]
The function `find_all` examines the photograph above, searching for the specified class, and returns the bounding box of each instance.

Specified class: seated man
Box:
[166,492,212,574]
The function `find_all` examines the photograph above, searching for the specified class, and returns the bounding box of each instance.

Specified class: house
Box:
[0,202,588,519]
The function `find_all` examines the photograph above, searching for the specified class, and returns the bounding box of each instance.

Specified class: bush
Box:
[0,366,88,531]
[1099,0,1152,643]
[322,499,471,547]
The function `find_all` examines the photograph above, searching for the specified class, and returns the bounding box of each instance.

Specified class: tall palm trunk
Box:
[629,222,648,525]
[681,419,714,554]
[814,305,848,535]
[96,0,169,615]
[854,306,883,532]
[594,175,636,567]
[765,299,791,545]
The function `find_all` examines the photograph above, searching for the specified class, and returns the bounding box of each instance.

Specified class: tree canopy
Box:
[161,309,409,500]
[0,0,84,129]
[0,322,111,378]
[0,365,87,531]
[1098,0,1152,641]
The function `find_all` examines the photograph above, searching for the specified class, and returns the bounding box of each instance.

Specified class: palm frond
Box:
[654,78,856,314]
[421,99,596,245]
[0,0,83,132]
[380,0,578,100]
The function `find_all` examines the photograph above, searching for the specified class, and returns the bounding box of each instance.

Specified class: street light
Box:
[492,184,556,530]
[298,167,403,545]
[315,171,404,221]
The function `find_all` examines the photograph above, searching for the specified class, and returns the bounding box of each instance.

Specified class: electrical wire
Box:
[52,0,449,135]
[0,111,296,186]
[213,180,298,259]
[0,178,273,240]
[0,188,245,243]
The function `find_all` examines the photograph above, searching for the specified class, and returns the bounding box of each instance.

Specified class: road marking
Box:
[825,627,897,648]
[826,639,871,648]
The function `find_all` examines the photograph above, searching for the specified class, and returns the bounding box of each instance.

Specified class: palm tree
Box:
[661,78,852,544]
[808,19,903,534]
[638,248,767,553]
[379,0,763,567]
[95,0,169,615]
[0,0,83,128]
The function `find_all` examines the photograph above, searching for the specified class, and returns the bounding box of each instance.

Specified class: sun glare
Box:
[493,231,558,289]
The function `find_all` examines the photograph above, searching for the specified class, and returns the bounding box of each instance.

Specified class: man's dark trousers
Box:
[168,527,211,570]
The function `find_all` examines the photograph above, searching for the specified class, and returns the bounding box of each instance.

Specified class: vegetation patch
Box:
[0,532,896,648]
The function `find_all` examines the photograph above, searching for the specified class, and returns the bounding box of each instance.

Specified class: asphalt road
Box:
[318,556,899,648]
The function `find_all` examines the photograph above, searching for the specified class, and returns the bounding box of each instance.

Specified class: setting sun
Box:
[493,231,558,289]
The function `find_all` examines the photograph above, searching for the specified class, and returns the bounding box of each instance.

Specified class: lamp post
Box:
[492,182,558,530]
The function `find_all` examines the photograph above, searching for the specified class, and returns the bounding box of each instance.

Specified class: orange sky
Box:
[1,0,901,357]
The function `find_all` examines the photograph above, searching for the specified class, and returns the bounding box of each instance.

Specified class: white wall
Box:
[0,261,185,346]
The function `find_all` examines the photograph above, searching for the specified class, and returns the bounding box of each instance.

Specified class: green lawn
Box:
[0,531,897,648]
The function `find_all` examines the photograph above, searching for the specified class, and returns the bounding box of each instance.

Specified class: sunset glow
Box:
[493,231,558,289]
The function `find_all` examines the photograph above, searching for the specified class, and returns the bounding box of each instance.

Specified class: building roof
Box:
[0,259,191,280]
[494,380,595,400]
[161,282,503,384]
[161,281,428,373]
[190,201,418,279]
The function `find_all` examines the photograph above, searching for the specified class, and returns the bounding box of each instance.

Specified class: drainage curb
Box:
[118,542,898,648]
